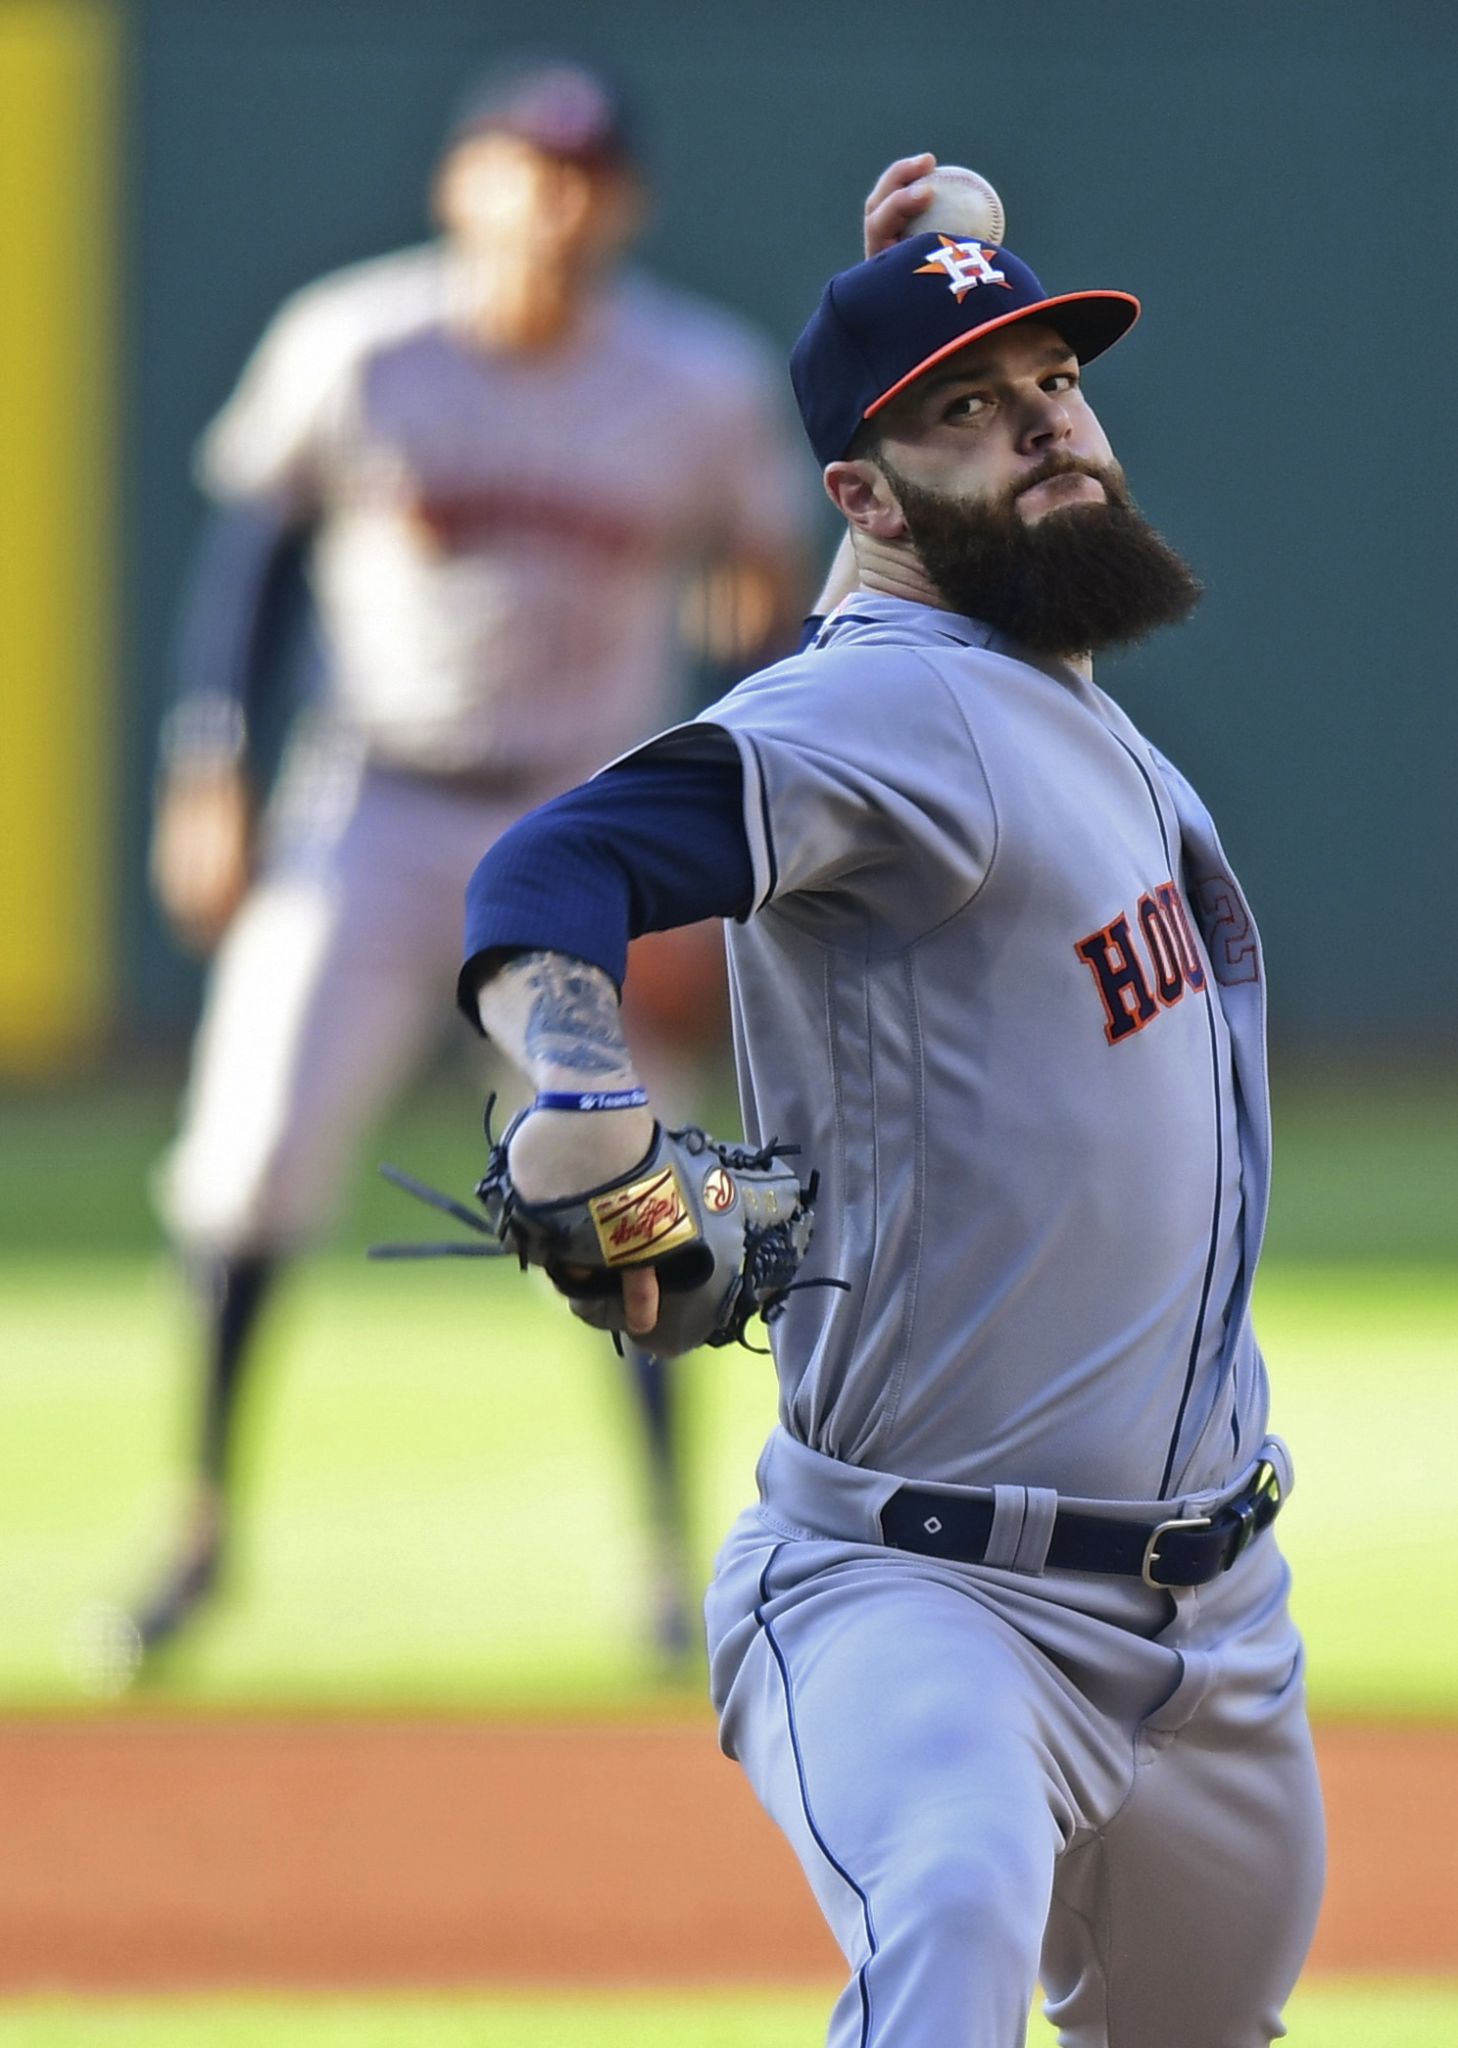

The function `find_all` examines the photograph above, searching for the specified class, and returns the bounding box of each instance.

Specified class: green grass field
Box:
[1,1249,1455,1714]
[3,1979,1456,2047]
[1,1064,1453,1715]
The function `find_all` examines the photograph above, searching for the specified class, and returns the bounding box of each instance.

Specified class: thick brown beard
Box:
[881,453,1203,657]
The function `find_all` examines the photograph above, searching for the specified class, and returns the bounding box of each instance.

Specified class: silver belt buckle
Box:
[1141,1513,1212,1589]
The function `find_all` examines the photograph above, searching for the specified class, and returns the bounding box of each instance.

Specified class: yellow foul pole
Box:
[0,0,119,1073]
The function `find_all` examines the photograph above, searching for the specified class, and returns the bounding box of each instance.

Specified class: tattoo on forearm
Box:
[518,954,635,1080]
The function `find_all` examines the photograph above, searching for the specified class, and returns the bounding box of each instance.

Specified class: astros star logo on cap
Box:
[913,236,1012,302]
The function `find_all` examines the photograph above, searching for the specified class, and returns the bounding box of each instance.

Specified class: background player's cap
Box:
[444,56,636,167]
[791,234,1140,467]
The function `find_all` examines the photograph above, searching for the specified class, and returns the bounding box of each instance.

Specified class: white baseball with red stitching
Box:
[910,165,1006,246]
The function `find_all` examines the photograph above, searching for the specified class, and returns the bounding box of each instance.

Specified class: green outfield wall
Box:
[10,0,1455,1067]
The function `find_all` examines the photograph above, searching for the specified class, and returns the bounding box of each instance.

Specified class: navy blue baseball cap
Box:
[791,233,1140,467]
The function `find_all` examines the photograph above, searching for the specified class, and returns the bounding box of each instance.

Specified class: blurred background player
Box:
[133,54,813,1668]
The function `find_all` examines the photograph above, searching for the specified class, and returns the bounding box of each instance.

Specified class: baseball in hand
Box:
[911,166,1006,246]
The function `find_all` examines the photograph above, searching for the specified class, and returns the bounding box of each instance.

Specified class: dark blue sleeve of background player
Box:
[159,501,311,763]
[456,748,753,1029]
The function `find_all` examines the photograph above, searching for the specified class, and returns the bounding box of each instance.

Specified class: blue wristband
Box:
[533,1088,650,1113]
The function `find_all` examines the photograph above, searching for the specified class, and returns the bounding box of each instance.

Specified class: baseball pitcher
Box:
[430,156,1324,2044]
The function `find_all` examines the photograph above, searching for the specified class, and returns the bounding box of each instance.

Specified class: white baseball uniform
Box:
[160,242,813,1251]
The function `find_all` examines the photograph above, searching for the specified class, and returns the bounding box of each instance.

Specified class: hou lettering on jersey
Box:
[1074,879,1207,1045]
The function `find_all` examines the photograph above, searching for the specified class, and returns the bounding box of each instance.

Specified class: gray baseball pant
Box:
[706,1429,1325,2047]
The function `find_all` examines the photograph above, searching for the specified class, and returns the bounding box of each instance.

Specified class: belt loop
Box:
[1262,1435,1295,1503]
[983,1486,1028,1570]
[1010,1487,1059,1575]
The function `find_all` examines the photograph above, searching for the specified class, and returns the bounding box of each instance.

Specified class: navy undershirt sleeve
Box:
[456,742,753,1029]
[160,501,310,764]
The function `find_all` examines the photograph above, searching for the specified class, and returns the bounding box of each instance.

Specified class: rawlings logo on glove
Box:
[590,1167,695,1263]
[369,1108,845,1359]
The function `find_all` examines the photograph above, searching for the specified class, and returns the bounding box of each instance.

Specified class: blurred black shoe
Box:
[131,1490,225,1655]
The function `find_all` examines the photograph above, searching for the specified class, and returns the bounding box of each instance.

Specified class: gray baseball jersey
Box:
[647,592,1322,2046]
[657,591,1265,1504]
[197,242,812,781]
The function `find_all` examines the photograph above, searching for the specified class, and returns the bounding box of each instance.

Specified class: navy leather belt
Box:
[879,1461,1283,1589]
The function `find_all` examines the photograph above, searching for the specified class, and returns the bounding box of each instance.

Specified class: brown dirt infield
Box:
[0,1718,1451,1992]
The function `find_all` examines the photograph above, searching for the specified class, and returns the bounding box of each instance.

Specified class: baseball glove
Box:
[370,1110,838,1359]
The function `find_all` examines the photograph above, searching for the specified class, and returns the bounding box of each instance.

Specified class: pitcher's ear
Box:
[824,458,908,540]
